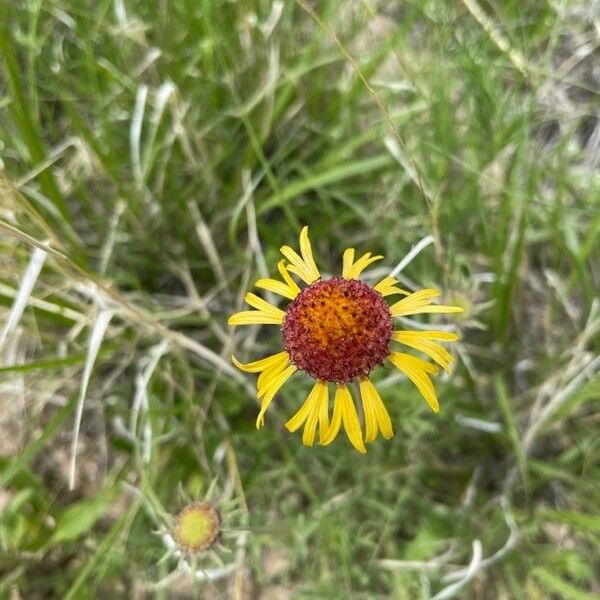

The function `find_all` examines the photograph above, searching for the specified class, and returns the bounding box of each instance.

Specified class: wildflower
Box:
[229,227,462,452]
[173,502,220,553]
[161,480,245,579]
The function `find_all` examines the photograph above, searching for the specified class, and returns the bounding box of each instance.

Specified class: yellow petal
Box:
[390,289,463,317]
[342,248,355,278]
[244,293,286,318]
[255,277,297,300]
[317,383,330,444]
[373,276,409,297]
[257,355,290,395]
[321,385,367,453]
[255,364,296,428]
[391,351,439,374]
[228,311,284,325]
[396,330,460,341]
[228,293,286,326]
[299,226,320,282]
[231,351,289,373]
[279,246,307,278]
[321,387,344,446]
[389,352,440,413]
[254,260,301,300]
[403,305,464,315]
[342,248,384,279]
[359,378,379,443]
[278,260,301,297]
[280,249,313,284]
[301,381,328,447]
[342,396,367,453]
[390,289,440,316]
[347,252,384,279]
[359,377,393,440]
[339,385,366,452]
[302,401,320,446]
[393,331,457,373]
[285,381,328,447]
[280,227,320,285]
[285,381,324,433]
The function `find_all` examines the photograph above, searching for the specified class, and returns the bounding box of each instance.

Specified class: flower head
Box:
[229,227,462,452]
[282,277,393,383]
[172,502,220,553]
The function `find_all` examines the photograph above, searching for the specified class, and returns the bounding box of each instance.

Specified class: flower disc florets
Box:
[282,277,393,383]
[173,503,220,553]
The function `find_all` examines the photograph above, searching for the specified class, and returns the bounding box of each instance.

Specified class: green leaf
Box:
[49,489,115,545]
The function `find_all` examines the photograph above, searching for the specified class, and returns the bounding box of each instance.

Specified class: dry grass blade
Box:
[431,540,483,600]
[0,245,47,352]
[130,340,169,463]
[69,308,113,490]
[0,215,248,387]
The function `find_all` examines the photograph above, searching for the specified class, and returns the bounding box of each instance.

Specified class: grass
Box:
[1,0,599,597]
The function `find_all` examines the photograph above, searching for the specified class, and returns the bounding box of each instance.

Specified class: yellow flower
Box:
[229,227,462,453]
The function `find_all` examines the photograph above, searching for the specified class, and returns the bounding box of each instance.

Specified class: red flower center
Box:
[282,277,393,383]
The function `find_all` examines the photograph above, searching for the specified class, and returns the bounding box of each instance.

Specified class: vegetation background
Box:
[1,0,599,598]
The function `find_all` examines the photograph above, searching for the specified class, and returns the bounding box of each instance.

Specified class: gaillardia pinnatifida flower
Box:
[228,227,462,453]
[173,502,220,553]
